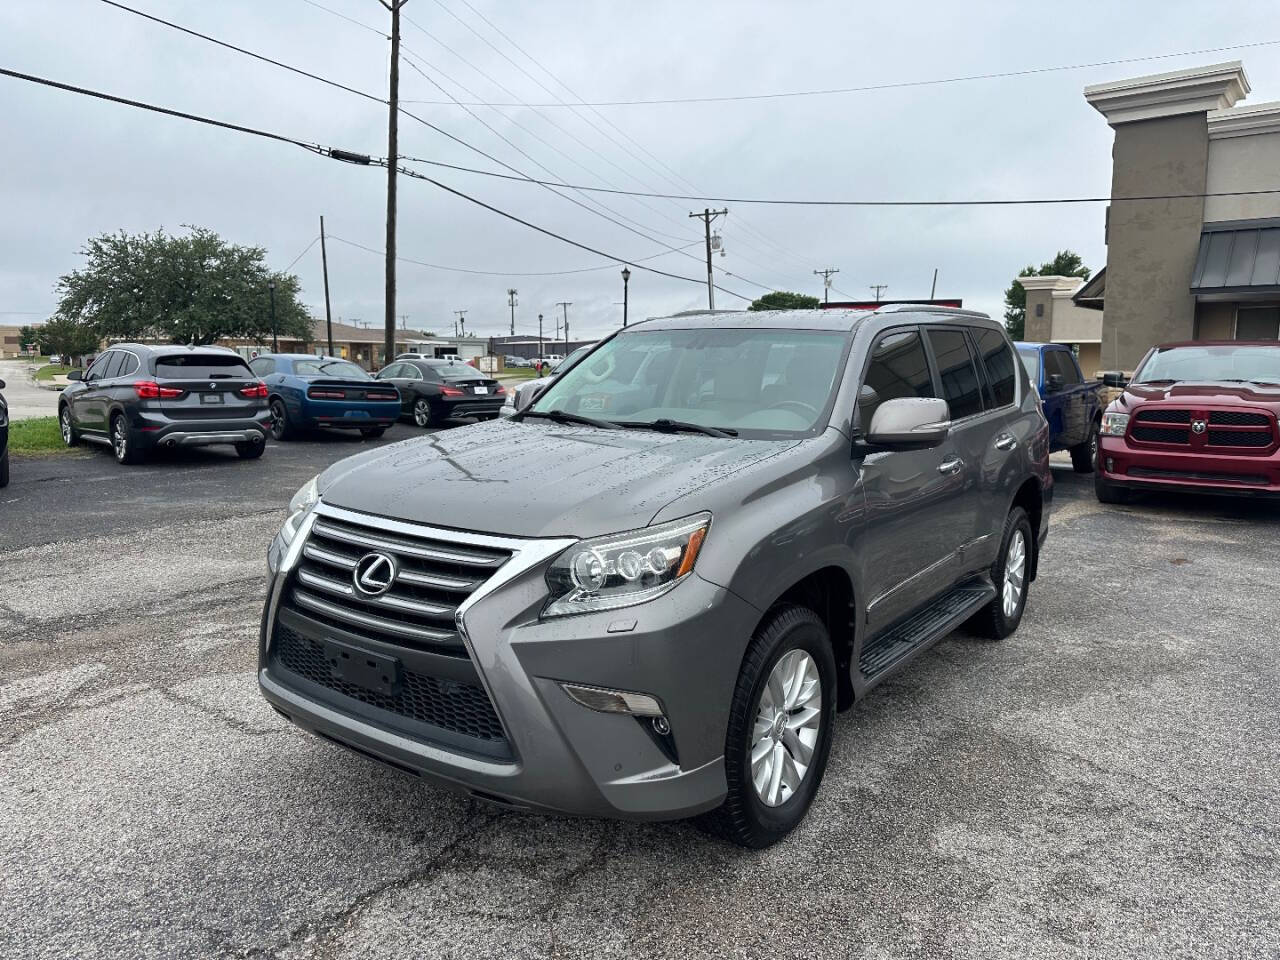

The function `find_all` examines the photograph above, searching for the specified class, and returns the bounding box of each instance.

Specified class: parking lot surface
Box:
[2,439,1279,959]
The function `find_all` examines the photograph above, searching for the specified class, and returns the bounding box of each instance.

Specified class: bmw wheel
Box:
[705,605,836,848]
[59,404,79,446]
[111,413,144,465]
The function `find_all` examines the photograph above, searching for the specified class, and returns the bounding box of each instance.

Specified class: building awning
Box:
[1191,220,1280,295]
[1072,267,1105,310]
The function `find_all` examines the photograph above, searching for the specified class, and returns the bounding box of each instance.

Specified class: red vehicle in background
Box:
[1095,341,1280,502]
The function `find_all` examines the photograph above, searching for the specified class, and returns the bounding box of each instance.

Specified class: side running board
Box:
[859,582,996,682]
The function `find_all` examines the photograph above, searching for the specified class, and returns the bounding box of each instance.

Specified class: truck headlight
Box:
[1100,412,1130,437]
[544,513,711,618]
[280,475,319,545]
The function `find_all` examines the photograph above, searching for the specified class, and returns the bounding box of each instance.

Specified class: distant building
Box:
[1082,61,1280,369]
[1016,277,1104,377]
[0,324,27,358]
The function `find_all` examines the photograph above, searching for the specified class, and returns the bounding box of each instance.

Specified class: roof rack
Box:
[873,303,991,319]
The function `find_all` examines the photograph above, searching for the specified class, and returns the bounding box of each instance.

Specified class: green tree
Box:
[39,314,102,362]
[1003,250,1091,340]
[53,227,314,346]
[748,290,821,312]
[17,324,40,352]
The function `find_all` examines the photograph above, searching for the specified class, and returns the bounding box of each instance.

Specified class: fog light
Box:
[560,682,664,717]
[1105,457,1114,472]
[651,716,671,736]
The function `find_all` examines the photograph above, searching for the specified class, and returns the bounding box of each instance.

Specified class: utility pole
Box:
[507,288,518,336]
[379,0,408,371]
[454,309,467,338]
[870,284,889,302]
[688,208,728,310]
[268,279,278,352]
[814,267,839,304]
[319,215,334,356]
[555,302,571,351]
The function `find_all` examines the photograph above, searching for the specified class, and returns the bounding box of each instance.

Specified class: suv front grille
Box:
[285,514,512,654]
[1208,429,1272,448]
[1134,408,1191,424]
[1210,410,1269,427]
[273,625,508,745]
[1132,425,1191,444]
[1130,407,1275,452]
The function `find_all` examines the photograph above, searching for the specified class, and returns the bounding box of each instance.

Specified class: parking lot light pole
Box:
[621,266,630,327]
[268,279,278,352]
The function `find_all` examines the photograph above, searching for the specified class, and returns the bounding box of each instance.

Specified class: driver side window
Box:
[858,329,936,432]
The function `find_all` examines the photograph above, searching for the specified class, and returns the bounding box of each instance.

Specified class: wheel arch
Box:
[753,565,857,711]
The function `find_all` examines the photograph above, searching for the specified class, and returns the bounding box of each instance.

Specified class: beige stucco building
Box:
[1018,275,1103,377]
[1081,61,1280,370]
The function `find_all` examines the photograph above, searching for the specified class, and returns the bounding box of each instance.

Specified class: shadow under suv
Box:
[259,307,1052,847]
[60,344,270,464]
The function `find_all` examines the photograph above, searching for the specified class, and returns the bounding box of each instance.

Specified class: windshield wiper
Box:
[617,418,738,438]
[517,409,620,430]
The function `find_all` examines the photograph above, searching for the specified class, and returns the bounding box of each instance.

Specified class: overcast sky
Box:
[3,0,1279,341]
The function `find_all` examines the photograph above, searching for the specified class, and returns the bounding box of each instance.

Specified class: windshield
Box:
[529,327,850,436]
[1133,344,1280,384]
[293,358,371,379]
[1017,350,1038,380]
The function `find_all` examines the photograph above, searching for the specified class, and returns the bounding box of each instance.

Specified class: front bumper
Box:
[1098,435,1280,495]
[258,507,759,820]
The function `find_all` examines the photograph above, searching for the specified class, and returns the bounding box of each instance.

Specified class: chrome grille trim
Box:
[312,519,507,568]
[294,568,456,619]
[292,589,457,643]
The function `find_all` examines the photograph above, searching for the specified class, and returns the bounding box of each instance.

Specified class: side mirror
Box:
[1101,371,1128,388]
[67,369,84,382]
[0,378,5,390]
[865,397,951,448]
[1045,373,1064,392]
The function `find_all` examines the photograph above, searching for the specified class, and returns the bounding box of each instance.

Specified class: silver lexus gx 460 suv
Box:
[259,307,1052,848]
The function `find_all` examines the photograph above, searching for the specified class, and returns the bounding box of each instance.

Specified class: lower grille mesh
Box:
[273,625,507,744]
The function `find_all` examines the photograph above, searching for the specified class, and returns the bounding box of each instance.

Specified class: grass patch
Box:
[500,367,542,380]
[34,363,71,381]
[8,416,68,454]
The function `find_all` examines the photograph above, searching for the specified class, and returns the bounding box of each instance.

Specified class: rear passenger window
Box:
[974,328,1017,407]
[859,329,935,431]
[155,355,253,379]
[250,357,275,376]
[926,329,983,420]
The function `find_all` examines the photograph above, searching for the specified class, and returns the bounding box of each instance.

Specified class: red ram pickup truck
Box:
[1095,340,1280,502]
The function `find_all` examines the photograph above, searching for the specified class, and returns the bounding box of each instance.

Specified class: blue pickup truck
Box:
[1015,342,1102,473]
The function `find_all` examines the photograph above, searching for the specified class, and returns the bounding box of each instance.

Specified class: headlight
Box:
[280,475,320,545]
[1100,411,1130,437]
[543,513,711,618]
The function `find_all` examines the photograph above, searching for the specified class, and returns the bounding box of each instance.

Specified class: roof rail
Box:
[873,303,991,319]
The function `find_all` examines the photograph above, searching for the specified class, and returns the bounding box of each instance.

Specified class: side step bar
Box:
[858,582,996,682]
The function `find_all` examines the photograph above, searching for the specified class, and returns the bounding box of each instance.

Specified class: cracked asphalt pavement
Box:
[2,438,1279,959]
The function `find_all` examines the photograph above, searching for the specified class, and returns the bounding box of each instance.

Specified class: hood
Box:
[1120,381,1280,408]
[316,418,801,539]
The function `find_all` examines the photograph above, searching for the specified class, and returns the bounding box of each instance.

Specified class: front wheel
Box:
[1070,420,1100,473]
[970,506,1032,639]
[704,605,836,848]
[60,405,80,447]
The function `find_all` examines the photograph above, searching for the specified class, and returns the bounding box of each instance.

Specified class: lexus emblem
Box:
[353,552,397,596]
[1191,419,1207,435]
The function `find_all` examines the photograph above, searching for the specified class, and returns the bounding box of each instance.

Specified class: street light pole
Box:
[268,279,278,352]
[621,266,631,327]
[507,288,518,336]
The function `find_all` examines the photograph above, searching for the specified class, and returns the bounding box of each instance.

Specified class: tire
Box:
[971,506,1032,640]
[110,413,145,465]
[360,426,388,439]
[413,398,436,428]
[235,441,265,459]
[0,449,8,488]
[1095,471,1131,504]
[59,404,80,447]
[1070,421,1099,473]
[269,398,295,441]
[703,605,837,849]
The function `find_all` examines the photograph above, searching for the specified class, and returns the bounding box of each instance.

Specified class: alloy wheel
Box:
[1002,529,1026,618]
[270,400,287,440]
[414,400,431,427]
[60,409,72,444]
[112,418,127,462]
[750,649,822,807]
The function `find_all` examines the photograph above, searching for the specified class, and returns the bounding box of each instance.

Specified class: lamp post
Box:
[268,279,278,352]
[621,266,631,327]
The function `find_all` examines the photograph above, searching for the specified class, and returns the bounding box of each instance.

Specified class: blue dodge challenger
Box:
[249,354,401,440]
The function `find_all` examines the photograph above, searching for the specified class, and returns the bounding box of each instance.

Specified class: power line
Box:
[399,37,1280,107]
[397,155,1280,206]
[328,234,700,276]
[298,0,388,38]
[0,64,751,299]
[283,235,321,272]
